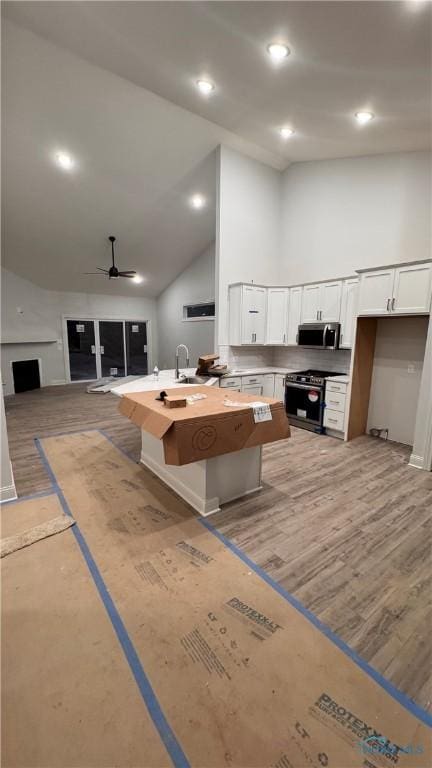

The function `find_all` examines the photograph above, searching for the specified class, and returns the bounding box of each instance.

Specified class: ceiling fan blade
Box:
[84,272,107,275]
[118,272,136,278]
[119,270,136,275]
[97,267,109,273]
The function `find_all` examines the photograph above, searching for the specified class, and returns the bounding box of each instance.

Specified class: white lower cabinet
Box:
[220,377,242,392]
[274,374,286,402]
[324,409,345,432]
[324,379,348,438]
[262,374,275,397]
[241,375,264,397]
[242,383,263,396]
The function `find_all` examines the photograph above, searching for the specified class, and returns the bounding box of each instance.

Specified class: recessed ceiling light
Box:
[355,111,374,124]
[267,43,290,62]
[132,275,144,284]
[190,194,206,210]
[196,79,215,96]
[55,151,74,170]
[280,126,295,139]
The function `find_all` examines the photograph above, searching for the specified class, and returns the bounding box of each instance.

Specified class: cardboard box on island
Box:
[119,385,290,465]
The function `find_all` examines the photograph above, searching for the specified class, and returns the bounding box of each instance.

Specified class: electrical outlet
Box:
[407,364,415,374]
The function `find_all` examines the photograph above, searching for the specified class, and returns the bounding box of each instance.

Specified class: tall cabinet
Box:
[228,284,267,345]
[339,278,359,349]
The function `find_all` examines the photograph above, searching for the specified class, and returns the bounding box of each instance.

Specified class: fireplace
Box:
[12,359,41,393]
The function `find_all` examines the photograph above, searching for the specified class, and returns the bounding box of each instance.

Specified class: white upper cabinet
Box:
[301,281,342,323]
[339,278,359,348]
[357,269,395,315]
[286,286,302,345]
[266,288,288,345]
[229,284,267,345]
[320,281,342,322]
[301,284,321,323]
[358,262,431,316]
[393,263,432,314]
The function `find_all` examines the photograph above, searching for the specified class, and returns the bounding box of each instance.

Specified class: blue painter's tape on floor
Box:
[34,437,190,768]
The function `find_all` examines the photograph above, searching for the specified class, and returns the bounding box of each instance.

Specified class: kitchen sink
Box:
[175,375,208,384]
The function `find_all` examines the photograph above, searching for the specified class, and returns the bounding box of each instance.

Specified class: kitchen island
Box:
[117,378,290,516]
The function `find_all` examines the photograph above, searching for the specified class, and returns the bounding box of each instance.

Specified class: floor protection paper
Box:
[1,493,180,768]
[38,431,431,768]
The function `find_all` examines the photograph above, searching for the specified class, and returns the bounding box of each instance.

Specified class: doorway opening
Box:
[65,319,148,382]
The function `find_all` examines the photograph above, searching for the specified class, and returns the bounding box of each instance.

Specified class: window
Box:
[183,301,215,321]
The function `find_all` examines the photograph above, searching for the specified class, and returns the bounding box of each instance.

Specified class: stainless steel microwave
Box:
[297,322,340,350]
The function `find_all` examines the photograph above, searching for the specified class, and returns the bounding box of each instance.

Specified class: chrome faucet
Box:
[175,344,190,379]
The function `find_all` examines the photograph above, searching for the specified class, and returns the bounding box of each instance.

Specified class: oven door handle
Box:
[286,382,324,391]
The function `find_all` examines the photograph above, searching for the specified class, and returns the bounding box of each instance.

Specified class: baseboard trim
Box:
[408,453,425,470]
[0,480,17,503]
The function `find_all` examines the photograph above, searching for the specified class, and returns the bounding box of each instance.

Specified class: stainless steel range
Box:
[285,369,344,433]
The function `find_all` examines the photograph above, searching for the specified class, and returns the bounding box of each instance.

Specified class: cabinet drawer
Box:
[242,375,264,386]
[242,384,263,396]
[324,409,345,431]
[326,380,347,395]
[220,377,242,388]
[325,391,346,412]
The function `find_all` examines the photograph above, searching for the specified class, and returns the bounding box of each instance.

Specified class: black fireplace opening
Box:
[12,359,41,393]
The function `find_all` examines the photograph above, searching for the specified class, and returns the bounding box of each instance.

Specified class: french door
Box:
[66,319,148,381]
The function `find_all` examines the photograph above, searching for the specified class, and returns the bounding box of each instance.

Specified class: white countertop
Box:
[111,368,204,397]
[325,374,350,384]
[224,367,299,376]
[111,367,350,397]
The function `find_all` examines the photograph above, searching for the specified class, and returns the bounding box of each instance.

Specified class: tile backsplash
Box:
[218,344,351,374]
[218,345,274,368]
[272,346,352,373]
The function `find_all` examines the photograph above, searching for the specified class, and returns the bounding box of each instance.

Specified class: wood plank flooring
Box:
[4,384,432,711]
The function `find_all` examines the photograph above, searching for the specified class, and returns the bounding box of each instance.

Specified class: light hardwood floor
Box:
[4,384,432,711]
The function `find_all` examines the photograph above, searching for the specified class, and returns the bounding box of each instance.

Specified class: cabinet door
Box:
[266,288,288,344]
[320,281,342,322]
[287,287,302,344]
[357,270,394,315]
[339,278,359,348]
[242,384,263,396]
[301,284,321,323]
[392,263,432,314]
[262,374,275,397]
[274,374,286,402]
[241,286,267,344]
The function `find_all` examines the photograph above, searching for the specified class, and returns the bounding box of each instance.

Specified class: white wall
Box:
[411,314,432,469]
[367,316,429,446]
[156,243,215,370]
[1,268,158,395]
[216,146,281,352]
[280,151,431,285]
[1,393,16,501]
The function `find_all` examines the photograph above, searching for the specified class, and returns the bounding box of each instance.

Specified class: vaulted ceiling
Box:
[2,1,431,296]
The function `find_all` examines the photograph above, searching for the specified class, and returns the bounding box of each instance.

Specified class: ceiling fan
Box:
[85,236,137,279]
